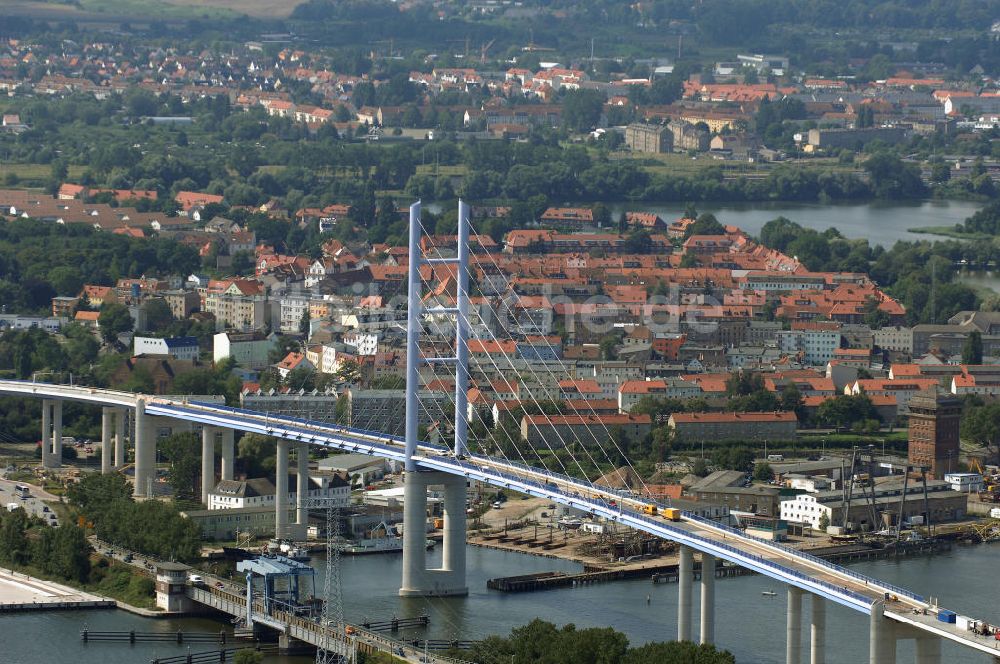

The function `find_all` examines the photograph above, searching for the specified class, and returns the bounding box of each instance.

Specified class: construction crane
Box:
[840,448,932,541]
[480,39,495,64]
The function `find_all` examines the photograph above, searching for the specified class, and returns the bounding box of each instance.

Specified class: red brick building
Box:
[907,389,962,479]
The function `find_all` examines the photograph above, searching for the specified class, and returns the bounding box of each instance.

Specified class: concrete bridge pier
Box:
[787,586,803,664]
[677,544,693,642]
[399,471,467,597]
[221,429,234,481]
[201,426,217,505]
[114,408,126,468]
[869,600,897,664]
[700,552,715,645]
[41,399,63,469]
[275,439,289,539]
[295,442,309,540]
[810,594,825,664]
[132,399,156,498]
[101,407,114,474]
[41,398,52,468]
[913,631,941,664]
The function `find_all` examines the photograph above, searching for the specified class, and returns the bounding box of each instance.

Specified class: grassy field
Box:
[0,0,296,20]
[0,163,86,183]
[414,164,468,177]
[907,225,990,241]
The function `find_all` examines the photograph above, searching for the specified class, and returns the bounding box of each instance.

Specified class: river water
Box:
[607,200,983,250]
[4,542,999,664]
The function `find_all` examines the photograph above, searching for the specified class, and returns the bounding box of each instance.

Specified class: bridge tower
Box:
[399,200,470,597]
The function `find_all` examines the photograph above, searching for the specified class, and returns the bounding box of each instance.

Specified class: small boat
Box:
[761,590,777,597]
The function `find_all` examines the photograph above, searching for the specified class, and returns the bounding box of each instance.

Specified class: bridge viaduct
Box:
[3,203,997,663]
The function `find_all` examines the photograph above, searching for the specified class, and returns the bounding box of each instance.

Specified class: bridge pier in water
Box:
[700,552,715,645]
[676,544,693,641]
[399,471,467,597]
[810,593,825,664]
[787,587,803,664]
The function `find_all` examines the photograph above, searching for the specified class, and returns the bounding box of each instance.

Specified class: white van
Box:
[188,574,205,585]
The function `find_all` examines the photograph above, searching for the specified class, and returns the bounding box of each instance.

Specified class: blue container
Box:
[937,610,957,624]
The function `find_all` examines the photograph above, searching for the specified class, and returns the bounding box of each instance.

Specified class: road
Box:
[0,478,60,526]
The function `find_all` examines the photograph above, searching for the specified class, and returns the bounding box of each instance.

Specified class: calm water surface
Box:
[3,543,999,664]
[607,200,983,250]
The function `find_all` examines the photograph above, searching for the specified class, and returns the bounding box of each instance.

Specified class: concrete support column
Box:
[442,478,467,593]
[221,429,235,481]
[914,634,941,664]
[787,586,803,664]
[677,544,693,642]
[133,400,153,498]
[275,439,289,539]
[400,471,428,596]
[201,426,216,505]
[101,408,113,475]
[296,442,309,536]
[810,594,826,664]
[41,399,52,468]
[114,409,126,468]
[51,400,62,468]
[869,601,897,664]
[700,553,716,645]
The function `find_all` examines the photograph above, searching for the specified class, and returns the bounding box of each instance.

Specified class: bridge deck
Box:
[1,381,996,656]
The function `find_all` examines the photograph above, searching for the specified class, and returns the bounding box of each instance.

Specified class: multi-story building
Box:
[618,379,703,413]
[689,470,782,517]
[133,336,200,361]
[207,472,350,511]
[520,413,651,449]
[204,292,269,332]
[873,326,912,353]
[213,331,277,369]
[625,123,672,153]
[668,411,797,442]
[347,389,451,437]
[780,479,965,531]
[241,388,341,422]
[160,290,201,320]
[908,389,962,479]
[776,323,841,366]
[279,293,311,333]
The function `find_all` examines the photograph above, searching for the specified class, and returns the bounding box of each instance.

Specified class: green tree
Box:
[98,302,134,344]
[233,650,264,664]
[141,298,174,332]
[299,309,311,335]
[753,462,773,482]
[160,432,201,501]
[962,331,983,365]
[0,508,30,565]
[818,512,831,532]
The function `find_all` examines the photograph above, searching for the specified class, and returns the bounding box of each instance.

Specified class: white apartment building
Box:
[279,293,311,333]
[776,328,841,366]
[208,473,349,511]
[213,332,276,369]
[133,336,200,361]
[343,332,379,356]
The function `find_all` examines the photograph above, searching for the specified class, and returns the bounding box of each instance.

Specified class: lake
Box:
[607,200,983,250]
